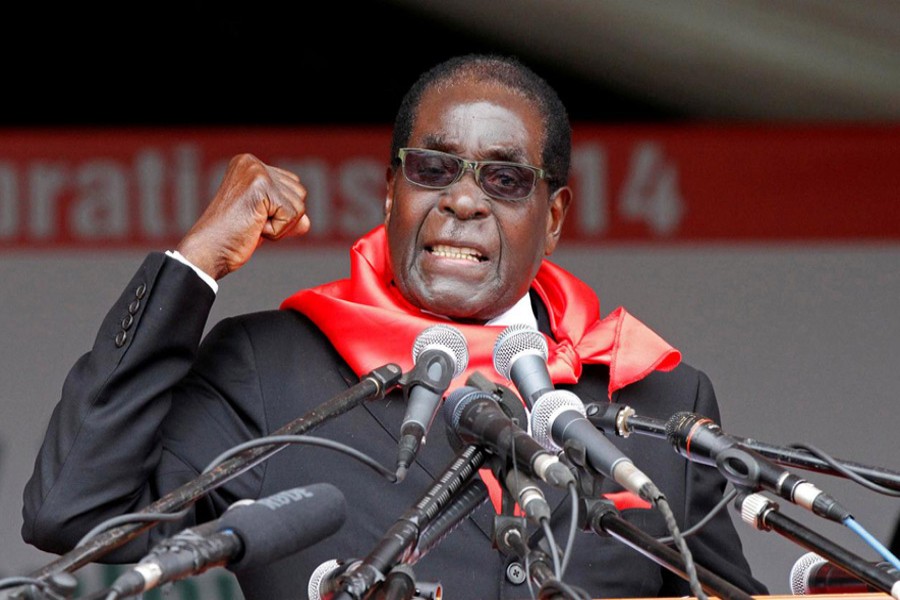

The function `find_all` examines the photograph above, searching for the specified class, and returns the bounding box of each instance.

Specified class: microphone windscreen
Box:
[442,386,491,430]
[529,389,585,451]
[492,323,547,379]
[790,552,826,594]
[412,324,469,376]
[307,558,342,599]
[222,482,347,572]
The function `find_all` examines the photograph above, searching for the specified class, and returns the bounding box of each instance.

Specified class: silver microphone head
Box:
[789,551,825,595]
[412,324,469,377]
[529,389,585,452]
[492,323,548,380]
[307,558,341,600]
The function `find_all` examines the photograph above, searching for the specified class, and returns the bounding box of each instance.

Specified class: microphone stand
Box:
[377,565,418,600]
[737,492,900,598]
[586,402,900,491]
[331,444,489,600]
[582,498,753,600]
[489,460,590,600]
[26,363,403,582]
[362,473,486,600]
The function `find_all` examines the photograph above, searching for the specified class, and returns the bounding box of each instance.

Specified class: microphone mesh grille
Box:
[412,324,469,376]
[443,386,492,429]
[492,323,548,379]
[664,411,695,442]
[529,389,585,452]
[789,551,825,595]
[307,558,341,599]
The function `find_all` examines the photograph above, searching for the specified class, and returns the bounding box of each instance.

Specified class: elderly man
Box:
[23,54,766,599]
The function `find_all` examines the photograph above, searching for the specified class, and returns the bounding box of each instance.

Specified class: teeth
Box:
[430,245,483,262]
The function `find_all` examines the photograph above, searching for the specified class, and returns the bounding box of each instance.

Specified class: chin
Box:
[406,278,502,321]
[425,300,474,318]
[418,296,487,322]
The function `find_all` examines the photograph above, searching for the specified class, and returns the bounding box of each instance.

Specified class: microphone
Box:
[790,551,900,596]
[332,444,487,600]
[412,477,489,563]
[492,324,661,503]
[530,389,662,504]
[110,483,346,597]
[665,412,851,523]
[396,324,469,479]
[492,323,552,407]
[308,558,359,599]
[308,558,340,599]
[442,386,574,489]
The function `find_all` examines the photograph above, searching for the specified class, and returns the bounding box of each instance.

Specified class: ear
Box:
[384,166,397,225]
[544,186,572,255]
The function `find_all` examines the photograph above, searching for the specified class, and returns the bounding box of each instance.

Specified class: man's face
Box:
[385,79,570,322]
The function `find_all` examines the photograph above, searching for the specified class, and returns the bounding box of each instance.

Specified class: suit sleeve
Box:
[21,252,216,559]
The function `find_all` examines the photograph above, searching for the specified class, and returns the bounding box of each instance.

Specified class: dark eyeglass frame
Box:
[397,147,546,202]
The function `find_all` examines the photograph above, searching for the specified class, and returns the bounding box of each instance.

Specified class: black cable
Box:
[541,519,562,578]
[789,442,900,497]
[71,434,397,550]
[537,578,592,600]
[202,434,398,481]
[0,576,54,591]
[524,546,538,600]
[0,576,69,599]
[67,590,117,600]
[656,486,739,544]
[75,508,192,549]
[654,494,708,600]
[558,482,579,578]
[28,364,403,583]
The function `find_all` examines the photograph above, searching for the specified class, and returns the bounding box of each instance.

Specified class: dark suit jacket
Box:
[23,252,768,599]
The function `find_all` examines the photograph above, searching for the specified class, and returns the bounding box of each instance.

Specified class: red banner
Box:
[0,125,897,249]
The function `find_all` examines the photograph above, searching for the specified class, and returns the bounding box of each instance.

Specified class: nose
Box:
[438,167,492,220]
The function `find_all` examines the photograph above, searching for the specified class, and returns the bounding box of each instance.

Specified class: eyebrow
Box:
[418,134,532,165]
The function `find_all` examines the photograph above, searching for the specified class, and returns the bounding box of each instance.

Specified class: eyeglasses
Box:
[397,148,546,202]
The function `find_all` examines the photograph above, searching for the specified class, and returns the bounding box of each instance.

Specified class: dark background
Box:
[5,2,682,127]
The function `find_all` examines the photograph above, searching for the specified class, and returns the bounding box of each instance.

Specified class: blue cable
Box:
[844,516,900,571]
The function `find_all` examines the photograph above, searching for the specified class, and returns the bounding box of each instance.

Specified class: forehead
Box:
[410,79,545,163]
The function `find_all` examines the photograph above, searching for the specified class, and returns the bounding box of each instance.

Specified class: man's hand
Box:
[175,153,311,281]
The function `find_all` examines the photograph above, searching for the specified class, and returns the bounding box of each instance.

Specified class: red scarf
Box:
[281,226,680,397]
[280,225,680,512]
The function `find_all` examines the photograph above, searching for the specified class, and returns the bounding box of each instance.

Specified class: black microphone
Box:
[789,551,900,596]
[442,386,574,489]
[665,412,852,523]
[529,389,662,504]
[396,324,469,479]
[492,323,552,407]
[412,477,489,563]
[333,444,487,600]
[110,483,346,597]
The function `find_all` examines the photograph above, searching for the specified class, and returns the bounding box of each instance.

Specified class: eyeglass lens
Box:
[402,149,537,200]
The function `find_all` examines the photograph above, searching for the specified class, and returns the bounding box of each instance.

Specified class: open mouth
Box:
[427,244,488,263]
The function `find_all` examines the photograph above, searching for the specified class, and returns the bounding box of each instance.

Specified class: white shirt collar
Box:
[485,293,537,329]
[419,292,537,329]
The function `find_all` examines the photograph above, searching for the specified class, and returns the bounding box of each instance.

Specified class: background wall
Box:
[3,244,900,596]
[2,1,899,597]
